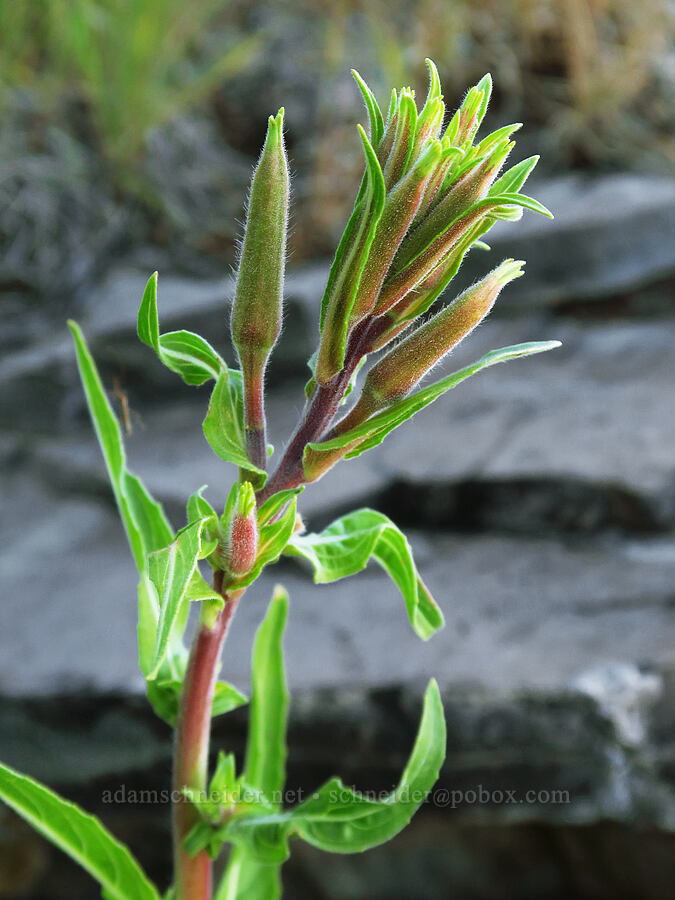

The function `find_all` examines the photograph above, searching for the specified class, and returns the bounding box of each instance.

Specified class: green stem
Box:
[172,574,242,900]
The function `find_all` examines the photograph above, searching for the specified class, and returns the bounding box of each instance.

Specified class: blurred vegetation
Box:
[0,0,673,307]
[0,0,261,170]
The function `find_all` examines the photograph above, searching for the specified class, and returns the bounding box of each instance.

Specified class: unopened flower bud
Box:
[370,222,487,352]
[230,109,289,469]
[445,74,491,147]
[225,482,258,577]
[316,127,385,385]
[372,203,488,315]
[382,89,417,189]
[349,139,441,325]
[347,260,525,423]
[392,138,512,279]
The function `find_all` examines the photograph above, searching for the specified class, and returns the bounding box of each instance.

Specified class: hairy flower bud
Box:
[392,138,512,279]
[224,482,258,577]
[445,74,492,147]
[342,260,525,427]
[382,89,418,189]
[372,203,487,315]
[230,109,289,470]
[348,140,441,325]
[368,222,489,353]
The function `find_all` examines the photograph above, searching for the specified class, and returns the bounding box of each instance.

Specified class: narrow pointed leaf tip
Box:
[137,272,224,385]
[424,58,442,102]
[352,69,384,147]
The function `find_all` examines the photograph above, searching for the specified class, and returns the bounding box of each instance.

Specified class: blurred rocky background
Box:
[1,1,675,898]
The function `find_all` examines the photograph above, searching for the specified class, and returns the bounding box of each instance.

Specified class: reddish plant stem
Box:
[240,356,268,473]
[257,322,371,503]
[173,573,241,900]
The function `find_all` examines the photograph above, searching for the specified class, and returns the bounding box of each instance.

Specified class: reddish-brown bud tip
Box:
[226,482,258,576]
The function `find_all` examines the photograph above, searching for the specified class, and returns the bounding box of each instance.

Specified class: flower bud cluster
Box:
[228,60,552,500]
[313,60,547,393]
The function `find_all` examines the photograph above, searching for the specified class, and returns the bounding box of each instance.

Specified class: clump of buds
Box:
[227,59,555,503]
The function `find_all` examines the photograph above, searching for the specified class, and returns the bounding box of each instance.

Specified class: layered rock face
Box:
[1,174,675,898]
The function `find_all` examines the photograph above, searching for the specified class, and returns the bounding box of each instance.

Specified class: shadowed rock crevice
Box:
[355,476,672,536]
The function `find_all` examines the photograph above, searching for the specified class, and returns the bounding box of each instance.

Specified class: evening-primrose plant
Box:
[0,61,559,900]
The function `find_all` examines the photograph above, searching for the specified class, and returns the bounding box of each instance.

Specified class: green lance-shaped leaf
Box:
[70,321,185,696]
[69,321,174,573]
[348,139,441,325]
[291,679,445,853]
[245,585,290,801]
[146,517,222,679]
[216,586,290,898]
[203,368,267,480]
[211,679,446,861]
[316,126,385,384]
[474,122,522,159]
[231,109,289,469]
[285,509,443,640]
[305,342,561,470]
[137,272,225,385]
[490,154,540,196]
[0,761,160,900]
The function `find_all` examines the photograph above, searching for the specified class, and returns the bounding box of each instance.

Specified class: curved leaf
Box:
[203,369,267,479]
[214,680,446,861]
[293,679,445,853]
[352,69,384,148]
[285,509,443,640]
[137,272,224,385]
[0,761,159,900]
[307,342,561,463]
[216,587,290,896]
